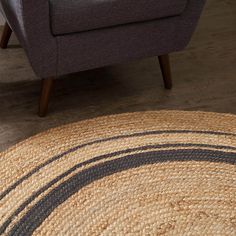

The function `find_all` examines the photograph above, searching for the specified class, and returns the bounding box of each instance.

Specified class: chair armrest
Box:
[0,0,57,77]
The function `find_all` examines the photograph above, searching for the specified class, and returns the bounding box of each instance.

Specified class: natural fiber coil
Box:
[0,111,236,235]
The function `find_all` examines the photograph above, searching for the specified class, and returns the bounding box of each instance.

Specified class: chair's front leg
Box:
[158,54,173,90]
[0,22,12,49]
[39,78,54,117]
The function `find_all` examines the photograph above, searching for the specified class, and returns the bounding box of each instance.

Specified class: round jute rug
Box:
[0,111,236,235]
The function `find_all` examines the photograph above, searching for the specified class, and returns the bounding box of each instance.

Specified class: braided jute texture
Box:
[0,111,236,235]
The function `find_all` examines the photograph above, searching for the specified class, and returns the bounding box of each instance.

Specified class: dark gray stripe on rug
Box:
[4,149,236,236]
[1,129,236,202]
[1,142,236,204]
[1,144,236,235]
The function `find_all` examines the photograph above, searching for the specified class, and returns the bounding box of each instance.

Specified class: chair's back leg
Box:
[158,54,173,90]
[0,22,12,49]
[39,78,54,117]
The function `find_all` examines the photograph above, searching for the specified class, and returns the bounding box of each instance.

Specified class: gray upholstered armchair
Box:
[0,0,206,116]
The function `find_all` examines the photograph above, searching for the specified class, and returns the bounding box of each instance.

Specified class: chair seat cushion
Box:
[49,0,188,35]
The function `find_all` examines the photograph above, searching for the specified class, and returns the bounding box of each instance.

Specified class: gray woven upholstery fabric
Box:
[56,0,206,75]
[0,0,57,77]
[50,0,188,35]
[0,0,206,78]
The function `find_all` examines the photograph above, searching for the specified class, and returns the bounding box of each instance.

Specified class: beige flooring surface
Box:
[0,0,236,151]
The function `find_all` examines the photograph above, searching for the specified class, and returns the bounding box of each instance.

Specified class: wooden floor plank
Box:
[0,0,236,151]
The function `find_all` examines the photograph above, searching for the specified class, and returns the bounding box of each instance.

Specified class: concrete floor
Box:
[0,0,236,152]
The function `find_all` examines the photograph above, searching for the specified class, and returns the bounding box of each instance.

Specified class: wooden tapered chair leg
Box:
[158,54,173,89]
[39,78,54,117]
[0,22,12,49]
